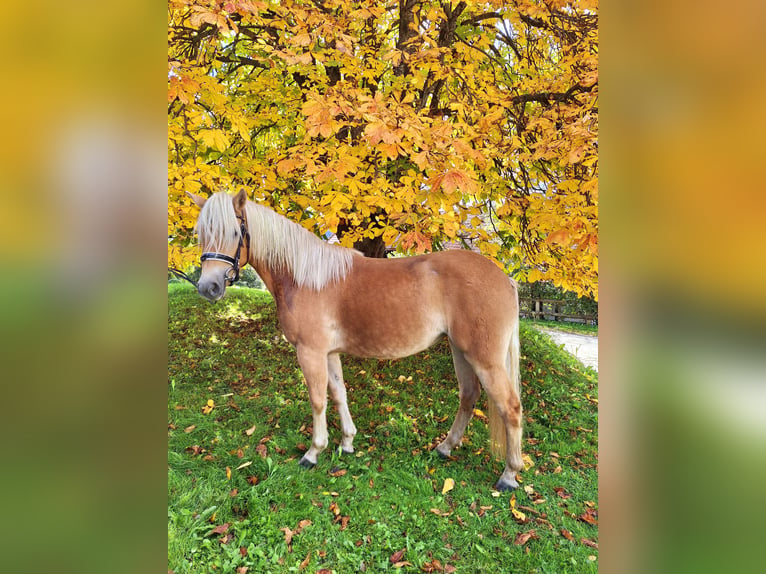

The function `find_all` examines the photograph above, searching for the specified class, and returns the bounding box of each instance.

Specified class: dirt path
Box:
[537,328,598,371]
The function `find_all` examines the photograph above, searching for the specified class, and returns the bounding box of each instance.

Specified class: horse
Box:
[185,189,524,491]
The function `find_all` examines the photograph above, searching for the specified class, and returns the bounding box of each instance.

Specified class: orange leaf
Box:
[513,530,537,545]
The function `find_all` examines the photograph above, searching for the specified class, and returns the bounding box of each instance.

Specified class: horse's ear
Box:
[233,188,248,213]
[186,191,207,209]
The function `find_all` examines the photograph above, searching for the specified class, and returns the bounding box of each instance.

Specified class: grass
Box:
[168,284,598,573]
[523,318,598,336]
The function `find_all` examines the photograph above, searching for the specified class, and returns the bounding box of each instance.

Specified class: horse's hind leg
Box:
[476,364,523,491]
[296,347,329,468]
[327,353,357,454]
[436,342,481,458]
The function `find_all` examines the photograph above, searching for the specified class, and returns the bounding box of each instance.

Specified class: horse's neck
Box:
[251,258,296,308]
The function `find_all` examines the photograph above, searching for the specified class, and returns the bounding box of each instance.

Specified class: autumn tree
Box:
[168,0,598,298]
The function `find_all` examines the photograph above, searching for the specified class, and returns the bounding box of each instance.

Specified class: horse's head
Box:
[187,189,250,302]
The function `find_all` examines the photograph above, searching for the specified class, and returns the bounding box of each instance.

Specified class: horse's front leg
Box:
[296,347,329,468]
[327,353,357,454]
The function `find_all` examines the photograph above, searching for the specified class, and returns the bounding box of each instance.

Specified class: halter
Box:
[169,213,251,288]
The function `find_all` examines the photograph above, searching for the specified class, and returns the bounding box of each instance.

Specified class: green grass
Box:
[168,284,598,573]
[523,318,598,336]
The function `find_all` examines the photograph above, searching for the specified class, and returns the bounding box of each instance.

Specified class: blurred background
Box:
[0,1,763,572]
[0,2,166,573]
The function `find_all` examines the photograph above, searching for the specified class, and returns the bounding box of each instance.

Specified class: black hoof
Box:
[298,456,316,469]
[494,478,519,492]
[436,449,450,459]
[339,447,354,455]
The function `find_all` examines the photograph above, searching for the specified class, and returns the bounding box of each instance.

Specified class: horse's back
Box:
[332,250,516,358]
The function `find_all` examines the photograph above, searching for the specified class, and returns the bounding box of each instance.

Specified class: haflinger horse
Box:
[186,189,524,491]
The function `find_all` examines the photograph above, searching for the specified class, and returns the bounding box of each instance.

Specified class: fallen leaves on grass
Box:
[441,478,455,494]
[202,399,215,414]
[210,523,229,535]
[390,549,408,567]
[245,424,256,436]
[421,558,445,571]
[561,528,575,541]
[581,537,599,549]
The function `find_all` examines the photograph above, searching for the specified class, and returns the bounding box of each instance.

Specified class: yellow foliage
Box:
[168,0,598,298]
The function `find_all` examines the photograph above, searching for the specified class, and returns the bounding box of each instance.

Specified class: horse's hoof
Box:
[298,456,316,469]
[435,448,450,459]
[340,447,354,455]
[494,477,519,491]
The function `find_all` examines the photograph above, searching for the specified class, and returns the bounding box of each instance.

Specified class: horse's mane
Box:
[197,192,358,291]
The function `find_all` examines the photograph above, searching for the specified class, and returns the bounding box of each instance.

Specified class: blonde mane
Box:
[197,192,358,291]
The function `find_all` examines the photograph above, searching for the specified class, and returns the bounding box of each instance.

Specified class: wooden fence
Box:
[519,297,598,324]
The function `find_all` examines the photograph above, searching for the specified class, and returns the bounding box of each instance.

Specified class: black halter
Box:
[169,214,251,288]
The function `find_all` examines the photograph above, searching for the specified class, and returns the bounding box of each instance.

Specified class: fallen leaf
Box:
[226,466,232,480]
[255,443,267,458]
[554,487,572,499]
[280,527,294,547]
[510,494,527,522]
[441,478,455,494]
[579,507,599,525]
[245,424,256,436]
[299,551,311,570]
[393,562,412,569]
[329,467,347,478]
[229,488,238,497]
[202,399,215,414]
[236,461,252,470]
[514,530,537,545]
[184,425,196,433]
[390,549,406,563]
[329,501,340,516]
[522,454,535,470]
[581,538,599,549]
[237,567,248,574]
[210,523,230,535]
[561,528,575,541]
[295,519,312,533]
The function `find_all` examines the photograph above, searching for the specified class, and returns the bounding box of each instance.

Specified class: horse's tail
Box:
[488,282,521,461]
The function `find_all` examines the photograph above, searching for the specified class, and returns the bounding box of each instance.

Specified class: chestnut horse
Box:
[187,190,523,490]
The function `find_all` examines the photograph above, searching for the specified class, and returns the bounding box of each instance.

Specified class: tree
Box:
[168,0,598,298]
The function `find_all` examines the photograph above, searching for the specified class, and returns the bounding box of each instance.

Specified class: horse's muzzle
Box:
[198,277,225,302]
